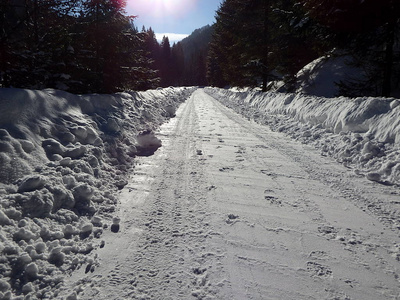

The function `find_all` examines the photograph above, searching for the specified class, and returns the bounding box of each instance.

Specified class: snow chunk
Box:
[0,210,12,225]
[42,138,87,159]
[17,175,47,193]
[66,292,78,300]
[13,228,37,241]
[0,279,11,293]
[19,140,35,153]
[21,282,35,294]
[48,247,65,266]
[73,183,94,213]
[136,130,162,156]
[17,190,54,218]
[81,223,93,233]
[366,172,381,182]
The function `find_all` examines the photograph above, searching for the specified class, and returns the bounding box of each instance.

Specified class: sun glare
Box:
[127,0,197,19]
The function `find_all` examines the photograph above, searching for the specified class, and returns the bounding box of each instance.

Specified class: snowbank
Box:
[295,55,364,98]
[0,87,194,299]
[205,87,400,185]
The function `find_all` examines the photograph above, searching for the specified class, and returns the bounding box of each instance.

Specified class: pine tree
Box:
[159,36,172,87]
[171,42,185,85]
[207,0,245,87]
[268,0,318,91]
[70,0,156,92]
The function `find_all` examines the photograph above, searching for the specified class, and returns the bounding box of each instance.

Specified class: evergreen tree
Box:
[269,0,318,91]
[71,0,131,92]
[142,27,161,70]
[139,27,161,89]
[207,0,243,87]
[171,42,185,85]
[159,36,172,87]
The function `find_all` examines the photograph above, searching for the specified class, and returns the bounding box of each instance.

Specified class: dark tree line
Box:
[207,0,400,97]
[0,0,213,93]
[4,0,396,96]
[0,0,163,93]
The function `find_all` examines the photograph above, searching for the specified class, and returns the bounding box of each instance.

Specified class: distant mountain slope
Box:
[180,25,214,86]
[180,25,214,64]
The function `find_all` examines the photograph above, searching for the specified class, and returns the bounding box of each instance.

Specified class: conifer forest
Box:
[1,0,400,97]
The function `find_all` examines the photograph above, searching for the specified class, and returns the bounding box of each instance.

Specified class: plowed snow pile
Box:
[0,87,194,299]
[205,87,400,185]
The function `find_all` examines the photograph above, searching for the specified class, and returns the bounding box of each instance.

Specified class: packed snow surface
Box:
[1,86,400,299]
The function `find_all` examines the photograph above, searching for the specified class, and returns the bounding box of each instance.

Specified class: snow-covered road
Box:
[63,89,400,299]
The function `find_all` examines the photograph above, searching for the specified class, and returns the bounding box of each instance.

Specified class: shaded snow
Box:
[295,55,364,98]
[205,87,400,185]
[0,86,194,299]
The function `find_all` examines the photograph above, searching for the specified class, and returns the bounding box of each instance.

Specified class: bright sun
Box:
[127,0,197,19]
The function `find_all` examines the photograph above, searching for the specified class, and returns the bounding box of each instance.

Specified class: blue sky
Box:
[126,0,223,43]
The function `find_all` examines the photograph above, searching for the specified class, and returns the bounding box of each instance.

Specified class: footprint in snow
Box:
[308,250,329,261]
[226,214,239,224]
[261,170,278,178]
[111,217,121,233]
[193,267,207,275]
[264,195,282,205]
[306,261,332,278]
[219,167,234,172]
[317,225,337,240]
[264,190,282,205]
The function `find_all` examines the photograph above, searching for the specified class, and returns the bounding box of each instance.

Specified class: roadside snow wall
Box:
[205,87,400,185]
[0,87,194,299]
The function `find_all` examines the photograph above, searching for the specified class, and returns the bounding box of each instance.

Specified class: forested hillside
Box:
[180,25,214,86]
[207,0,400,97]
